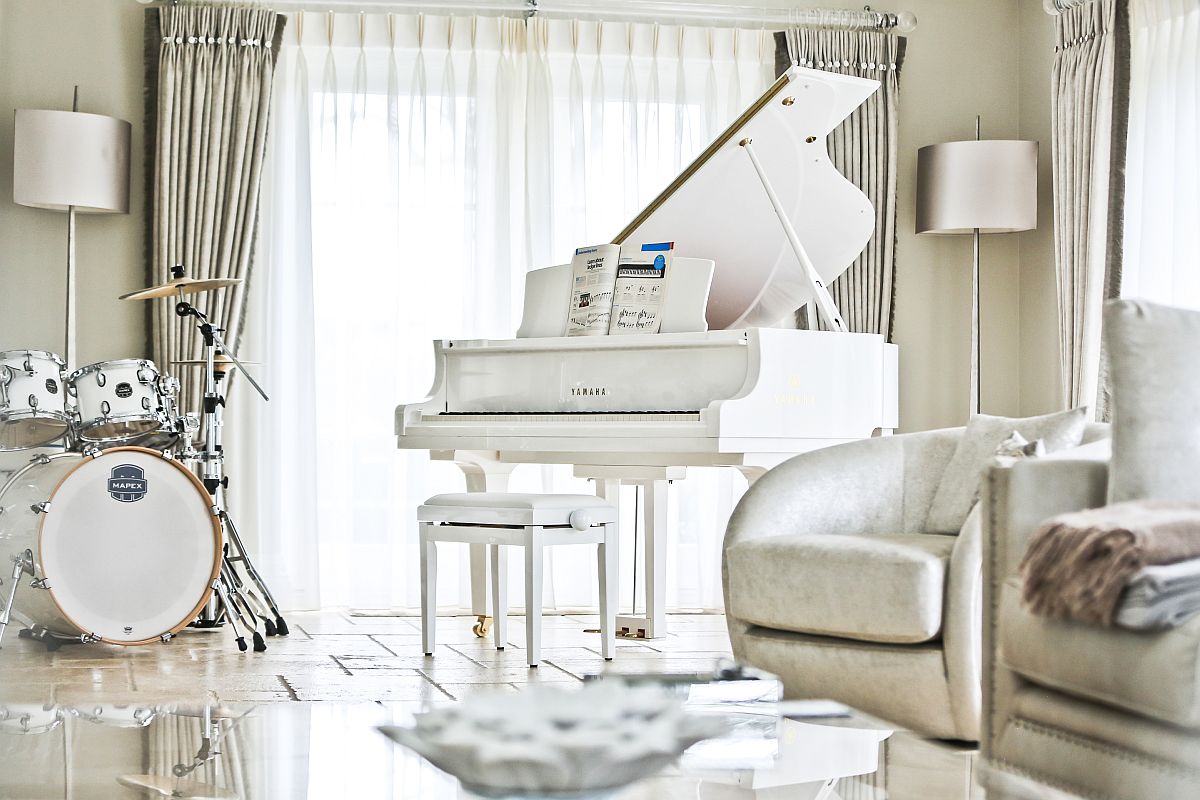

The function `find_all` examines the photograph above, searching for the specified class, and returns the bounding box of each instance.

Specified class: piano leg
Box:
[643,480,668,640]
[455,456,516,638]
[578,466,684,640]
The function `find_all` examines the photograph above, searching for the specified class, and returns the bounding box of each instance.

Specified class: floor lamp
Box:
[13,90,131,371]
[916,119,1037,416]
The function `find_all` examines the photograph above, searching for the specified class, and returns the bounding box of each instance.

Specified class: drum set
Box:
[0,267,286,654]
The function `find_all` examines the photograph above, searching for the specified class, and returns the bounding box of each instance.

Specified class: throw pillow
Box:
[925,408,1089,533]
[1105,299,1200,504]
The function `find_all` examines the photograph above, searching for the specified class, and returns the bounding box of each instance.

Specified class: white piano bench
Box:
[417,493,619,668]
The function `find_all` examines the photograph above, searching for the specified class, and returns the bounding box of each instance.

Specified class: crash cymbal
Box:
[119,277,242,301]
[171,354,261,371]
[117,774,237,800]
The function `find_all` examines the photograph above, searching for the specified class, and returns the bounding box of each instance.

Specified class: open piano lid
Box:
[614,65,879,331]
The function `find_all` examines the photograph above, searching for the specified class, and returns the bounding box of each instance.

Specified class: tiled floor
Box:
[0,611,734,705]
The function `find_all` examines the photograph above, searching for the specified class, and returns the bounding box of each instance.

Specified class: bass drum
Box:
[0,448,220,645]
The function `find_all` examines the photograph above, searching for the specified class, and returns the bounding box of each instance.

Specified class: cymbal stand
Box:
[175,297,288,652]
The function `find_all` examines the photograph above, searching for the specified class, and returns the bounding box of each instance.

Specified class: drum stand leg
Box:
[219,557,266,653]
[221,512,289,636]
[17,625,88,653]
[0,549,32,649]
[211,578,251,653]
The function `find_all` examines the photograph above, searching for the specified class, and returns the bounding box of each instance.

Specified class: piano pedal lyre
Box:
[471,615,492,638]
[617,626,648,640]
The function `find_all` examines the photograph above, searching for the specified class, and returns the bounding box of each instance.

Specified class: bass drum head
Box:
[39,448,220,645]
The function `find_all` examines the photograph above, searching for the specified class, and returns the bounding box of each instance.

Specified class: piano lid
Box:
[614,66,879,331]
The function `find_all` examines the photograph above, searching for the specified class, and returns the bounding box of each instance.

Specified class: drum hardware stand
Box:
[0,549,34,649]
[172,705,255,780]
[175,296,289,652]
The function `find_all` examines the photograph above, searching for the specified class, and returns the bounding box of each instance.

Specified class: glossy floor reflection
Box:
[0,611,735,705]
[0,701,979,799]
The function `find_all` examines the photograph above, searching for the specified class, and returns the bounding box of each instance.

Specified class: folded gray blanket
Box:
[1116,559,1200,630]
[1021,500,1200,626]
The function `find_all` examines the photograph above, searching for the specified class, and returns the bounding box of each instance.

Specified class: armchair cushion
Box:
[726,532,955,644]
[925,408,1089,534]
[1106,299,1200,504]
[999,578,1200,729]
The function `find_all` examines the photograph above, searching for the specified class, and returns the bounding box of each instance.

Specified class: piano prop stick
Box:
[396,66,898,641]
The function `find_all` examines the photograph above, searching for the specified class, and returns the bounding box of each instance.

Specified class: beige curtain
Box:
[775,29,904,340]
[146,6,285,414]
[1050,0,1128,418]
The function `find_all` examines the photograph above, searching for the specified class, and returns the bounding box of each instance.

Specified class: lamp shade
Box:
[13,109,130,214]
[915,139,1037,234]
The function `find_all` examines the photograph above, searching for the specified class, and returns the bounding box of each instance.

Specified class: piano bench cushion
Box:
[726,532,956,644]
[418,492,617,528]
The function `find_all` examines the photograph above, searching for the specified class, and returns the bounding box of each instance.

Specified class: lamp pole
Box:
[970,115,981,417]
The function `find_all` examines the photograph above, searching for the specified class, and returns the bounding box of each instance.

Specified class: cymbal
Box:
[117,774,237,799]
[119,277,242,301]
[171,354,261,370]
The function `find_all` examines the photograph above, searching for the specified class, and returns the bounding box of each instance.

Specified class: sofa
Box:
[723,420,1107,741]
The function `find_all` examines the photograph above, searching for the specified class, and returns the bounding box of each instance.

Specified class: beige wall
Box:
[0,0,1062,433]
[0,0,147,366]
[1017,0,1064,416]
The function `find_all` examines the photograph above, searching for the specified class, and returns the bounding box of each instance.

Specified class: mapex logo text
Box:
[108,464,148,503]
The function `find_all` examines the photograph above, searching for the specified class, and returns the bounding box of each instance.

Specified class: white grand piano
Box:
[396,65,899,639]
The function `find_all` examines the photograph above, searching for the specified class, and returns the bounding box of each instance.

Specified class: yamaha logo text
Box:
[570,386,609,397]
[108,464,149,503]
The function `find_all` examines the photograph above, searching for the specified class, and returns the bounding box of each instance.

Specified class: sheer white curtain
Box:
[246,12,773,613]
[1123,0,1200,307]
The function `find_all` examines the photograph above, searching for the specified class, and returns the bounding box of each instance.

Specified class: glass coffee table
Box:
[0,695,979,799]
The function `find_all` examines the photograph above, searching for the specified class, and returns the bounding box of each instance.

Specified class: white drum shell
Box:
[0,448,220,645]
[68,360,166,443]
[0,351,70,450]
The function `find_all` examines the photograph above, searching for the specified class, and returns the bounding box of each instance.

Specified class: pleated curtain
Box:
[1050,0,1129,418]
[145,6,285,416]
[774,28,904,339]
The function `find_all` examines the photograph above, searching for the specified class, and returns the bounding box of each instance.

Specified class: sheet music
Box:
[567,244,620,336]
[609,242,673,335]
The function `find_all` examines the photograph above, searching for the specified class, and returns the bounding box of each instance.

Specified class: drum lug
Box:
[30,501,50,515]
[11,550,34,577]
[210,504,221,517]
[83,445,102,459]
[80,632,103,644]
[160,449,175,461]
[31,454,51,465]
[29,577,49,590]
[22,356,34,376]
[160,632,174,644]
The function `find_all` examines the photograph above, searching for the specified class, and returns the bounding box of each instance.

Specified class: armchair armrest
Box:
[724,435,910,553]
[981,458,1110,756]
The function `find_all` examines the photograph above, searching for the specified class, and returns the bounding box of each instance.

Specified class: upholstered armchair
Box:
[981,454,1200,798]
[723,422,1108,741]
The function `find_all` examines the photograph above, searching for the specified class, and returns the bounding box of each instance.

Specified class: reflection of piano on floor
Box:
[396,65,899,639]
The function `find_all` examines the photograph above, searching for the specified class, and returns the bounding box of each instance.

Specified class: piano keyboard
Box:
[425,412,702,424]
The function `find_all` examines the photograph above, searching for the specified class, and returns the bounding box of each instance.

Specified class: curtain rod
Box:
[188,1,916,31]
